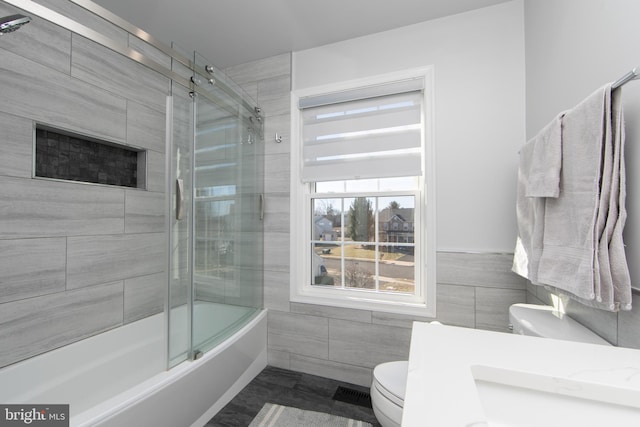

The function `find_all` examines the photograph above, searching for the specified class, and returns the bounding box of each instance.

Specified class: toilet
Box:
[371,305,609,427]
[508,303,611,345]
[371,360,407,427]
[371,321,441,427]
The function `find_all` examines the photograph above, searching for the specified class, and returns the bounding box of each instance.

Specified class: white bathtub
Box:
[0,302,267,427]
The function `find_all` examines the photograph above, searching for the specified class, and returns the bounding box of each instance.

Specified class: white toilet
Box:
[508,303,611,345]
[371,360,409,427]
[371,321,441,427]
[371,360,407,427]
[371,305,609,427]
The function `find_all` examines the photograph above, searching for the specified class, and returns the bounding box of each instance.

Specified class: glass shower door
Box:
[190,55,264,356]
[167,53,264,366]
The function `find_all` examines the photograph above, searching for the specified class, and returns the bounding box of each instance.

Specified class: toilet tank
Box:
[509,304,611,346]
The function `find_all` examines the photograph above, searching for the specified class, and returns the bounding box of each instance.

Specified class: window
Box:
[312,179,417,294]
[290,68,436,316]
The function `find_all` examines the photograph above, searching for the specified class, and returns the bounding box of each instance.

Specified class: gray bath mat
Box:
[249,403,372,427]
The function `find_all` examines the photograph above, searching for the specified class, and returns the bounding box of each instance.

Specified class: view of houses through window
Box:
[311,179,417,295]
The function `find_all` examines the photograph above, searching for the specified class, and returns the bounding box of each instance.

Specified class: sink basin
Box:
[471,365,640,427]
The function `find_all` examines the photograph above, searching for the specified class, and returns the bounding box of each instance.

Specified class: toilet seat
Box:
[371,361,408,427]
[373,361,408,407]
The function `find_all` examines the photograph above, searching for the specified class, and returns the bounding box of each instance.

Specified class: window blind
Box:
[300,87,424,183]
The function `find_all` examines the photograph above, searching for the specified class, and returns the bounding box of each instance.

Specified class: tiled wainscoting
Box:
[225,53,528,388]
[436,252,527,329]
[0,0,169,368]
[264,251,527,388]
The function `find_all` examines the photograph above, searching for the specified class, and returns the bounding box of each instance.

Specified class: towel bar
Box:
[612,67,639,89]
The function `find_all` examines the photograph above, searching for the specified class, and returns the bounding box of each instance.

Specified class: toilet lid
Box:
[373,361,408,406]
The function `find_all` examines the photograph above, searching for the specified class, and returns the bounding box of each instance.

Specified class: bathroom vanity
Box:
[402,322,640,426]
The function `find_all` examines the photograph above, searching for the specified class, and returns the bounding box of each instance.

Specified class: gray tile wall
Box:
[0,1,168,368]
[225,54,528,387]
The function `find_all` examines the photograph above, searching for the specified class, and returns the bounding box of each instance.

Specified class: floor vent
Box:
[332,386,372,408]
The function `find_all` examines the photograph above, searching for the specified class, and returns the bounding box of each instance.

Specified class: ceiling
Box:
[91,0,511,69]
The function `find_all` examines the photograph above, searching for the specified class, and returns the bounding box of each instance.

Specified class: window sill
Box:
[290,286,435,317]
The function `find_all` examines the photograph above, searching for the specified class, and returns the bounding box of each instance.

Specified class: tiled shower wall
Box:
[0,0,169,367]
[225,53,528,387]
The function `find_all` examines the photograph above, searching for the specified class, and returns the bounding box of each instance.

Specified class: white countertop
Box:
[402,322,640,427]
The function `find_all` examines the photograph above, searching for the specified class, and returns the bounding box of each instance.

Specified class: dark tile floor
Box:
[207,366,382,427]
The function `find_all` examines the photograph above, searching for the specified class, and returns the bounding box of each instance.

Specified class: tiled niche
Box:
[35,126,146,189]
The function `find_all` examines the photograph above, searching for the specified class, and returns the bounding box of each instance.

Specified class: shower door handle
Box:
[259,194,264,221]
[176,178,184,220]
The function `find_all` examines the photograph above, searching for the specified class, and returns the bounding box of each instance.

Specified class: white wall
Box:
[293,0,526,252]
[525,0,640,291]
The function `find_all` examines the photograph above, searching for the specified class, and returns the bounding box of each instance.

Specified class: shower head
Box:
[0,14,31,35]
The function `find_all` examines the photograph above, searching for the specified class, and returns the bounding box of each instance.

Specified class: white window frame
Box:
[289,67,436,317]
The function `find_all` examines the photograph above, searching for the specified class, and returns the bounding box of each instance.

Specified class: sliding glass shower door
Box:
[191,54,264,355]
[168,53,263,367]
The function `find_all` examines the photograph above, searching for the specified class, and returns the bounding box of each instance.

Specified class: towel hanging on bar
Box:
[513,83,631,312]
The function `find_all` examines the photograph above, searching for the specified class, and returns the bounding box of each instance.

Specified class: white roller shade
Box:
[300,89,423,183]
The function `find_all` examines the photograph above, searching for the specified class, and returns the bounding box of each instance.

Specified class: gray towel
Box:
[524,114,563,198]
[512,142,546,283]
[512,113,563,283]
[514,84,631,312]
[536,86,607,301]
[597,88,631,310]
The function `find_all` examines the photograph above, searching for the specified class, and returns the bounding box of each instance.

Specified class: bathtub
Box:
[0,302,267,427]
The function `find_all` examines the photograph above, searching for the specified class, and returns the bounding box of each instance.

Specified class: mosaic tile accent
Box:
[35,127,142,188]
